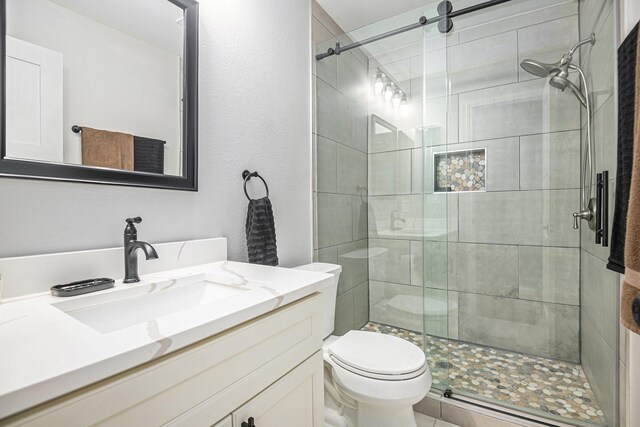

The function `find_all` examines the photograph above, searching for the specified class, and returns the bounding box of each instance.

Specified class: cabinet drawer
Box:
[3,294,323,426]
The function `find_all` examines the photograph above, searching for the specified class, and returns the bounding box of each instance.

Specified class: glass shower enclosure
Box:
[313,0,618,426]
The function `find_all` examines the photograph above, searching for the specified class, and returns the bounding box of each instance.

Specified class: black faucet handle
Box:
[125,217,142,225]
[124,217,142,237]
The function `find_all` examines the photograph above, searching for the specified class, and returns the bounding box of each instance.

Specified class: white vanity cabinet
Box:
[2,294,324,427]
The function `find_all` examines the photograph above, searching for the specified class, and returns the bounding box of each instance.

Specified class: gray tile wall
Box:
[366,1,585,363]
[578,0,619,425]
[312,1,369,335]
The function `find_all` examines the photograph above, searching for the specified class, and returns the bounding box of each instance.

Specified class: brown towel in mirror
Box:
[622,29,640,335]
[81,127,134,171]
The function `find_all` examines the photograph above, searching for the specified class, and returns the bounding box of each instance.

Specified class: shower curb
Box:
[414,391,585,427]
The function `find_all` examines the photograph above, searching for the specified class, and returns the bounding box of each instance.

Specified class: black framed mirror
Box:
[0,0,198,190]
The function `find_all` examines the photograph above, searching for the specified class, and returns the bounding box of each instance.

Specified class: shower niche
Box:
[434,148,486,193]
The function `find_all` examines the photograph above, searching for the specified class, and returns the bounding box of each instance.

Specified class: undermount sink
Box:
[52,273,264,333]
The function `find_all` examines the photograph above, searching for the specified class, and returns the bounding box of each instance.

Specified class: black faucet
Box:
[123,217,159,283]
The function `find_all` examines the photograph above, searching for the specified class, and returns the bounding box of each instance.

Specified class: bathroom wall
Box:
[578,0,619,424]
[365,0,584,362]
[312,1,370,335]
[620,0,640,42]
[0,0,313,271]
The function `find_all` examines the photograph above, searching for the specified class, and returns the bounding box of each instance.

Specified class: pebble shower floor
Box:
[361,322,607,426]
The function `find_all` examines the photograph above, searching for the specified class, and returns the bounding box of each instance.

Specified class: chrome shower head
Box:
[519,59,559,77]
[519,34,595,109]
[549,74,569,90]
[520,34,595,78]
[549,73,587,107]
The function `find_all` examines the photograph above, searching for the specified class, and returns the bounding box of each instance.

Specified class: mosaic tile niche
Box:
[434,148,486,193]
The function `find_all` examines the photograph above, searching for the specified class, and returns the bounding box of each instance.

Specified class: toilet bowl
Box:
[295,263,432,427]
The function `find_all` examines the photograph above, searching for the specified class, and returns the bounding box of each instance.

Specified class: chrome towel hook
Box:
[242,170,269,201]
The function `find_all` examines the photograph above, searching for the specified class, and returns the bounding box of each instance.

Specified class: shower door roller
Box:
[437,1,454,33]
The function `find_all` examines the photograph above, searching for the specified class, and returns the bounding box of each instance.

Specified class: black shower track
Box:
[315,0,513,61]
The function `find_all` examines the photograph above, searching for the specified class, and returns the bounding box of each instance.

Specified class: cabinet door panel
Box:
[234,351,323,427]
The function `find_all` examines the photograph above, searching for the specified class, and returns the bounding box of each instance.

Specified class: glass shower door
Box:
[420,2,614,426]
[420,11,453,393]
[344,3,454,388]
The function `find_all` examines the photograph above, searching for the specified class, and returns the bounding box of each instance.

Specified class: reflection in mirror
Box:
[369,114,397,153]
[5,0,184,176]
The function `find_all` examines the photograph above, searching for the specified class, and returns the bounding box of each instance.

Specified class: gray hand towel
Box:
[134,136,165,174]
[245,197,279,266]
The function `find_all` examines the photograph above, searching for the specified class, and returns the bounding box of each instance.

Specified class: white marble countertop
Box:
[0,261,331,419]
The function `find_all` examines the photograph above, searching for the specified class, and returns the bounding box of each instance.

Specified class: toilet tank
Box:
[295,263,342,338]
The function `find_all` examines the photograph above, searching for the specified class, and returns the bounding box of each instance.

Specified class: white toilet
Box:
[296,263,432,427]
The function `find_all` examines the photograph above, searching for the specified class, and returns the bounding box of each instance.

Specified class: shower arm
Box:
[568,35,596,56]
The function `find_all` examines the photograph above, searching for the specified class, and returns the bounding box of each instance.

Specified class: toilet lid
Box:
[328,331,426,378]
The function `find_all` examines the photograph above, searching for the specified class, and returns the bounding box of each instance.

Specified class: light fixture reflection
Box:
[384,83,395,102]
[392,90,402,108]
[374,72,385,94]
[373,69,408,108]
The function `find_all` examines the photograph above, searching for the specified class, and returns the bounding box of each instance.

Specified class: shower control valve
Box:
[573,198,596,230]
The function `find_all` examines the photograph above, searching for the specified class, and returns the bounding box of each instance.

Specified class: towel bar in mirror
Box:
[0,0,198,191]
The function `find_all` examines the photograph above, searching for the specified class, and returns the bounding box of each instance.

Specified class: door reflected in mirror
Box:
[5,0,185,176]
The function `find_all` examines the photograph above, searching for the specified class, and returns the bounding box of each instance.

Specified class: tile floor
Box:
[415,412,459,427]
[362,322,607,426]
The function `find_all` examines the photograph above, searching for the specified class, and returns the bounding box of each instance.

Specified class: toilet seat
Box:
[326,331,427,381]
[323,334,432,406]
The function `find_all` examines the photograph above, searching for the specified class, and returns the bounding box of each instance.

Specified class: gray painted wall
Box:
[0,0,313,270]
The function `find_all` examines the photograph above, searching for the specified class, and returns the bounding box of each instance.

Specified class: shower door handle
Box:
[595,171,609,247]
[602,171,609,247]
[595,173,602,245]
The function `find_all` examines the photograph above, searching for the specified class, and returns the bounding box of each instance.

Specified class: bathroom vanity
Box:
[0,239,329,426]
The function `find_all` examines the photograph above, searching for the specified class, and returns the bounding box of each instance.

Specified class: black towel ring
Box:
[243,170,269,201]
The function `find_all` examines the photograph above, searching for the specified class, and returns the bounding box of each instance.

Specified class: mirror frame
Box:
[0,0,198,191]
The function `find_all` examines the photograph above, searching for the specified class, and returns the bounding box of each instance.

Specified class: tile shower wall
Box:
[312,1,369,335]
[579,0,619,425]
[367,0,584,362]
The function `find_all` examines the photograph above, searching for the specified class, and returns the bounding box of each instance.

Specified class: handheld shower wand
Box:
[520,34,596,230]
